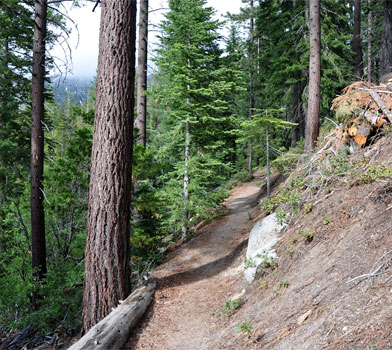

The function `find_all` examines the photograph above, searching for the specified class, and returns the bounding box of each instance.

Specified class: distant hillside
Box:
[50,76,94,107]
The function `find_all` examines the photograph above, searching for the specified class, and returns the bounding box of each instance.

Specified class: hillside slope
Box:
[125,134,392,350]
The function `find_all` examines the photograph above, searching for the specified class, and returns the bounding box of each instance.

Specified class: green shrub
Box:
[360,164,392,184]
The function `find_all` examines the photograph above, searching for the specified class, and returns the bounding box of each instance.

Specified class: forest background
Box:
[0,0,389,340]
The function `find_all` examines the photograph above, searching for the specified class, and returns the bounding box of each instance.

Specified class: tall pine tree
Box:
[82,0,137,332]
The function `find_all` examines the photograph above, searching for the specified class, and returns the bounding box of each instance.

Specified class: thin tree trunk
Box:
[82,0,137,333]
[304,0,321,151]
[182,115,190,240]
[353,0,364,80]
[247,0,254,176]
[181,42,191,239]
[380,0,392,81]
[31,0,47,303]
[136,0,148,146]
[266,124,270,199]
[368,0,372,83]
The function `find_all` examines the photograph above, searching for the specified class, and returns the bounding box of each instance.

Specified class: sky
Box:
[50,1,243,79]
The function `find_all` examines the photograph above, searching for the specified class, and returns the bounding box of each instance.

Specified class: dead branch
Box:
[347,250,392,284]
[313,191,334,206]
[357,87,392,94]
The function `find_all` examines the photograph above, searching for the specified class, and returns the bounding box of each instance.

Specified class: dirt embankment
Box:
[125,135,392,350]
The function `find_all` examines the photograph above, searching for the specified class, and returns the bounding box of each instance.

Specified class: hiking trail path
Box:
[124,172,267,350]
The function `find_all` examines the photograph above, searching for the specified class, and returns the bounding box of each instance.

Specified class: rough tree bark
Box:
[135,0,148,146]
[353,0,363,80]
[304,0,321,151]
[82,0,137,332]
[380,0,392,81]
[31,0,47,298]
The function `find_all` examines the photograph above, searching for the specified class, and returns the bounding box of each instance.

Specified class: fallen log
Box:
[363,111,387,127]
[68,277,156,350]
[353,109,387,127]
[369,90,392,122]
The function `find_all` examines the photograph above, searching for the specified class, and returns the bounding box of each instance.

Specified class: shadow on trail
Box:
[124,172,287,349]
[158,238,248,289]
[157,172,286,290]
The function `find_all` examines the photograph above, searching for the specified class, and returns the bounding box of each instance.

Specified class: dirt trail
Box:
[124,137,392,350]
[124,174,265,350]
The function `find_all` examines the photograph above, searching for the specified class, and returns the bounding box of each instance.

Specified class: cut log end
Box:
[354,133,367,146]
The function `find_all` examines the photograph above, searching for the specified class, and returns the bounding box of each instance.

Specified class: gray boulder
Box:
[244,213,286,283]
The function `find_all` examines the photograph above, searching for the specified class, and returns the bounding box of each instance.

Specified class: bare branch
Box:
[148,7,169,14]
[92,0,100,12]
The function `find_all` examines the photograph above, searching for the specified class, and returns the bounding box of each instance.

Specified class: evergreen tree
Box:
[254,0,353,148]
[222,22,248,168]
[0,1,33,199]
[153,0,238,237]
[31,0,48,296]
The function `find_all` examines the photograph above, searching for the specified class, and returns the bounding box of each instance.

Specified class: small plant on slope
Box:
[285,246,294,256]
[237,321,252,335]
[298,229,315,243]
[278,280,289,289]
[243,257,256,269]
[222,298,241,317]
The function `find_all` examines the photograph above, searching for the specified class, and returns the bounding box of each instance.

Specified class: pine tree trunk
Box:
[247,0,254,176]
[353,0,363,80]
[136,0,148,146]
[82,0,137,333]
[304,0,321,151]
[380,0,392,82]
[31,0,47,300]
[368,0,372,83]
